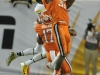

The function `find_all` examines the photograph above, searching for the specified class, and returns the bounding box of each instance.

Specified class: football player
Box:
[21,9,76,75]
[6,3,47,67]
[35,0,75,74]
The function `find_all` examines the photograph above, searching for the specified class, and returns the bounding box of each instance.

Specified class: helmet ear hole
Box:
[43,15,49,20]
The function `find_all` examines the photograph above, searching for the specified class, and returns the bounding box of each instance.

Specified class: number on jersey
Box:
[43,29,53,43]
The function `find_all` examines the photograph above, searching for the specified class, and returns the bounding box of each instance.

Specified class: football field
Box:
[0,72,50,75]
[0,72,100,75]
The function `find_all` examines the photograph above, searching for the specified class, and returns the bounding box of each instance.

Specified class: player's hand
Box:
[68,27,77,36]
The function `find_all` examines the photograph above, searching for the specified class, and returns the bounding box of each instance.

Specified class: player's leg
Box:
[47,53,71,75]
[22,46,46,66]
[46,51,52,62]
[21,46,46,75]
[52,22,70,75]
[47,52,64,75]
[46,50,72,75]
[61,24,71,75]
[47,52,61,69]
[61,57,72,75]
[21,52,46,75]
[6,43,42,66]
[46,50,58,70]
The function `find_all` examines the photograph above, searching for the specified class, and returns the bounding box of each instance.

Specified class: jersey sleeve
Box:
[33,21,38,29]
[33,21,40,33]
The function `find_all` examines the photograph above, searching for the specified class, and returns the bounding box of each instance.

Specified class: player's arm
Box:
[37,34,44,45]
[66,0,75,9]
[33,21,43,45]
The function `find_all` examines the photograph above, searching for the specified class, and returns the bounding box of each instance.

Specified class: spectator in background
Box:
[84,19,100,75]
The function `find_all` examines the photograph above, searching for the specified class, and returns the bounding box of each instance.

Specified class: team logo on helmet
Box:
[40,11,52,25]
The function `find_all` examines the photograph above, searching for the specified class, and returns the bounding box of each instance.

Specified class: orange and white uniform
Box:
[34,23,57,52]
[41,0,71,74]
[34,22,71,73]
[42,0,71,57]
[34,23,58,61]
[42,0,69,24]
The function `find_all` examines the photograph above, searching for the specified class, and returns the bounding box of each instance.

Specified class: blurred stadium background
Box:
[0,0,100,75]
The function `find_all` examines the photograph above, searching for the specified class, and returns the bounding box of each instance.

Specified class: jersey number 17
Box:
[43,29,54,43]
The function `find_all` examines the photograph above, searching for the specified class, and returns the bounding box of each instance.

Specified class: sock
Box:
[16,52,23,57]
[16,48,34,57]
[16,43,43,57]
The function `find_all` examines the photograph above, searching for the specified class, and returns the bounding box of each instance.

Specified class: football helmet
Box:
[34,3,46,17]
[40,11,53,25]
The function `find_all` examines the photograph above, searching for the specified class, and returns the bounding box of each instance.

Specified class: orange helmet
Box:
[40,11,53,25]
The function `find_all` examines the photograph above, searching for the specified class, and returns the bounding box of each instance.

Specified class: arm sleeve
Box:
[33,21,38,31]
